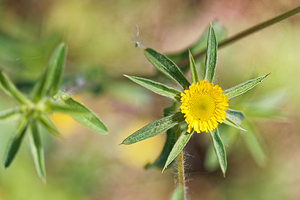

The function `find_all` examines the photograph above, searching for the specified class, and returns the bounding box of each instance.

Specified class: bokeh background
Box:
[0,0,300,199]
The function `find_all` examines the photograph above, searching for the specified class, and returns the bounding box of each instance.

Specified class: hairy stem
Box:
[178,6,300,66]
[176,130,186,199]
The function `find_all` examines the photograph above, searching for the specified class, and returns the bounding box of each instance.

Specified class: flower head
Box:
[122,25,268,175]
[180,80,228,133]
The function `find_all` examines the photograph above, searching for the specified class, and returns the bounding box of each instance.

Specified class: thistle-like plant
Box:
[122,25,268,198]
[0,43,108,181]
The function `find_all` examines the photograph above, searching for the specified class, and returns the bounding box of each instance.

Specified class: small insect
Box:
[132,24,145,49]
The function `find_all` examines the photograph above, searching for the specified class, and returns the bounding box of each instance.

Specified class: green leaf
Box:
[4,118,28,168]
[226,108,245,125]
[0,107,20,121]
[60,93,108,134]
[38,115,61,137]
[0,71,30,104]
[169,186,184,200]
[223,119,246,131]
[167,21,226,63]
[122,112,184,145]
[144,48,190,89]
[32,43,66,101]
[224,74,269,99]
[209,128,227,176]
[189,50,199,83]
[29,120,46,181]
[45,100,86,115]
[145,125,178,169]
[242,121,267,167]
[163,129,192,171]
[204,25,218,82]
[204,124,238,171]
[125,75,181,101]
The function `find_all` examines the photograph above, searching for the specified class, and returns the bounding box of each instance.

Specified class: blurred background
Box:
[0,0,300,199]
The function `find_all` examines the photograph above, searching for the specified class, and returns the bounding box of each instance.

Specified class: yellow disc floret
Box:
[180,80,229,133]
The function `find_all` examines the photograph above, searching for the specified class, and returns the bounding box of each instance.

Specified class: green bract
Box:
[0,43,108,181]
[122,25,268,176]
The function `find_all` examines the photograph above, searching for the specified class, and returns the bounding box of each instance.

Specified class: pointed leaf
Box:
[204,25,218,82]
[145,125,178,169]
[189,50,199,83]
[0,107,20,121]
[204,124,238,171]
[209,128,227,176]
[167,21,226,63]
[223,119,246,131]
[38,115,61,137]
[144,48,190,89]
[29,121,46,181]
[32,43,66,101]
[45,100,86,115]
[122,112,184,145]
[4,118,28,167]
[125,75,181,101]
[163,129,192,171]
[226,108,245,125]
[0,71,30,104]
[224,74,269,99]
[60,93,108,134]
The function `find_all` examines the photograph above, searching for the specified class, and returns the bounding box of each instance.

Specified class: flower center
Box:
[189,94,215,120]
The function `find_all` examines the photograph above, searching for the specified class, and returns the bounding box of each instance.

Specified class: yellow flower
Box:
[180,80,229,133]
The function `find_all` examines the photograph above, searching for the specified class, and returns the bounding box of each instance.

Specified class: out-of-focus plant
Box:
[0,43,107,181]
[122,24,267,198]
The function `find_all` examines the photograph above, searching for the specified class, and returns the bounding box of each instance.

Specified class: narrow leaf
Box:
[125,75,181,101]
[32,43,66,101]
[204,124,238,171]
[189,50,199,83]
[45,100,85,115]
[223,118,246,131]
[4,118,28,167]
[167,21,226,63]
[204,25,218,82]
[29,121,46,181]
[144,48,190,89]
[0,71,30,104]
[38,115,61,137]
[224,74,269,99]
[60,94,108,134]
[226,108,245,125]
[0,107,20,121]
[122,112,184,145]
[145,125,178,169]
[163,129,192,171]
[209,128,227,176]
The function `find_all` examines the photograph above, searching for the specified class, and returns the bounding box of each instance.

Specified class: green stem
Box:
[178,6,300,66]
[176,130,185,199]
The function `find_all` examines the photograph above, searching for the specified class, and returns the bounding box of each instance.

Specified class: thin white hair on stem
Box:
[132,24,146,49]
[171,149,190,200]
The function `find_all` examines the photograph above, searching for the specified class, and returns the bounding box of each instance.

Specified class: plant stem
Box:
[177,151,185,198]
[178,6,300,66]
[176,130,186,199]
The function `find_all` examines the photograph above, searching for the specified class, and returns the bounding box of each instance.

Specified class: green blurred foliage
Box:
[0,0,299,200]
